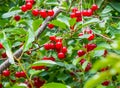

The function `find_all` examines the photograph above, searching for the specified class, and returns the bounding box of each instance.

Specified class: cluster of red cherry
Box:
[70,4,98,21]
[44,36,67,60]
[0,43,7,59]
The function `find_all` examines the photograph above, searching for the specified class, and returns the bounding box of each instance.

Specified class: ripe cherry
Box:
[55,38,62,42]
[32,9,39,16]
[61,46,67,54]
[49,36,56,41]
[88,34,95,41]
[48,24,54,29]
[21,5,27,12]
[80,59,86,65]
[39,10,48,18]
[55,42,62,50]
[0,83,2,88]
[79,32,84,36]
[75,11,82,17]
[44,43,50,50]
[85,44,97,52]
[2,70,10,77]
[85,63,92,72]
[82,10,88,16]
[20,71,26,78]
[101,67,108,72]
[91,4,98,11]
[0,43,3,49]
[31,66,46,70]
[77,50,86,57]
[15,72,21,78]
[87,9,93,16]
[72,7,78,13]
[102,80,110,86]
[26,0,35,4]
[58,52,65,59]
[14,15,21,21]
[76,17,82,22]
[49,43,55,49]
[48,10,54,16]
[84,28,93,34]
[1,52,7,58]
[70,13,76,18]
[26,2,32,10]
[49,56,55,61]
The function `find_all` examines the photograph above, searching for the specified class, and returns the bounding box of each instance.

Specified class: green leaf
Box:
[32,19,43,31]
[69,18,76,26]
[96,0,104,7]
[12,84,26,88]
[23,28,35,52]
[29,69,42,76]
[41,83,67,88]
[32,60,57,66]
[110,2,120,12]
[2,10,21,18]
[45,0,59,6]
[72,57,81,66]
[0,32,14,64]
[94,50,105,57]
[50,20,67,29]
[101,5,113,14]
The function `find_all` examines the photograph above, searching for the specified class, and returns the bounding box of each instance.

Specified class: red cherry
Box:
[2,70,10,77]
[102,80,110,86]
[85,44,97,52]
[84,28,92,34]
[32,9,39,16]
[70,13,76,18]
[20,71,26,78]
[75,11,82,17]
[85,63,92,72]
[48,24,54,29]
[87,9,93,16]
[39,10,48,18]
[103,50,108,57]
[80,59,86,65]
[88,34,95,40]
[47,10,54,16]
[21,5,27,12]
[34,79,45,87]
[49,43,55,49]
[0,83,2,88]
[76,17,82,22]
[14,15,21,21]
[1,52,7,58]
[82,10,88,16]
[49,36,56,41]
[77,50,86,57]
[26,0,35,4]
[26,2,32,10]
[58,52,65,59]
[0,43,3,49]
[31,66,46,70]
[91,4,98,11]
[42,56,49,60]
[55,38,62,42]
[100,67,108,72]
[49,56,55,61]
[15,72,21,78]
[79,32,84,36]
[72,7,78,13]
[44,43,50,50]
[61,47,67,54]
[55,42,62,50]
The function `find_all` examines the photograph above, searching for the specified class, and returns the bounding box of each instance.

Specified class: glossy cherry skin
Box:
[88,34,95,41]
[20,71,26,78]
[48,10,54,16]
[15,72,21,78]
[55,42,63,50]
[49,36,56,41]
[72,7,78,13]
[85,44,97,52]
[32,9,39,16]
[61,46,67,54]
[80,59,86,65]
[2,70,10,77]
[1,52,7,58]
[0,43,3,49]
[77,50,86,57]
[21,5,27,12]
[85,63,92,72]
[14,15,21,21]
[26,2,32,10]
[58,52,65,59]
[70,13,76,18]
[102,80,110,86]
[39,10,48,18]
[91,4,98,11]
[48,24,54,29]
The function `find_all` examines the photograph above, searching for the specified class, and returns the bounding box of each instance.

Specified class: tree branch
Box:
[0,8,62,73]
